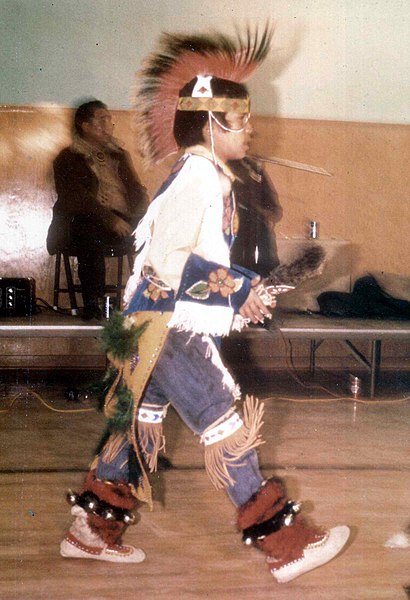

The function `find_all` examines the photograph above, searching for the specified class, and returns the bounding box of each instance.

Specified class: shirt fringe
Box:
[167,301,235,337]
[203,395,265,489]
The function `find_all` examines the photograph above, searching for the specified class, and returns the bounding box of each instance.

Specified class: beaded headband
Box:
[177,96,250,113]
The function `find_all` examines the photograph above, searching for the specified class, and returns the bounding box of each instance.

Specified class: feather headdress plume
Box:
[133,24,273,165]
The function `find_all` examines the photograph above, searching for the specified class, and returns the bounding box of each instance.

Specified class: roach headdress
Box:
[133,24,273,165]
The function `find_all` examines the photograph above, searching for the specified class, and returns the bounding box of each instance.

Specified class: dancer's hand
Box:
[240,287,272,324]
[251,276,277,309]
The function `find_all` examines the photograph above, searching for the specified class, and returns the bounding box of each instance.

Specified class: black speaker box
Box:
[0,277,36,317]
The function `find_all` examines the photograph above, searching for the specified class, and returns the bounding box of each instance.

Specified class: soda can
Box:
[309,221,319,239]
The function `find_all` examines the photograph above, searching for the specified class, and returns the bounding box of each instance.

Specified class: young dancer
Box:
[61,26,350,583]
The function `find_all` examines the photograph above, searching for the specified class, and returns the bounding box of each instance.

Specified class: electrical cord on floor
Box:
[35,297,76,316]
[0,388,95,415]
[2,316,408,413]
[261,393,410,405]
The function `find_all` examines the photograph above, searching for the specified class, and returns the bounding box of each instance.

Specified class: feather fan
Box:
[263,244,326,289]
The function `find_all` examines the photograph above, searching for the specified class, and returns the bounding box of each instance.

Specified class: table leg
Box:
[370,340,382,399]
[309,339,316,375]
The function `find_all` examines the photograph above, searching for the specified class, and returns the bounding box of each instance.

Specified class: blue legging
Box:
[96,329,263,507]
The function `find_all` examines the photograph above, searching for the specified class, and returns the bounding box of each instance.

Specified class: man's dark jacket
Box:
[229,157,282,277]
[47,144,148,255]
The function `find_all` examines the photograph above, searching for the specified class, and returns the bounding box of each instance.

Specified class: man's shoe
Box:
[81,305,102,321]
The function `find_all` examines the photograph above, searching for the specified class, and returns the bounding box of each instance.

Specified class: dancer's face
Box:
[206,110,253,162]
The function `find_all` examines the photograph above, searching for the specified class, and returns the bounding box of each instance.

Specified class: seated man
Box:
[47,100,148,319]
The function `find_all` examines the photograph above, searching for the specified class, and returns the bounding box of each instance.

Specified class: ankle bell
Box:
[66,489,136,525]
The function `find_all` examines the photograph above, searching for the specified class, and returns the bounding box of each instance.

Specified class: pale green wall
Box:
[1,0,409,123]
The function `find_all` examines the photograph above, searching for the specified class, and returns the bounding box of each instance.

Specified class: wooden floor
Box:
[0,367,409,600]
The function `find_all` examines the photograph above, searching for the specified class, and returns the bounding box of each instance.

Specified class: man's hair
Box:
[74,100,107,136]
[173,77,248,148]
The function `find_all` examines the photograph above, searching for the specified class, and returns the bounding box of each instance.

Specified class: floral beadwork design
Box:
[142,266,171,302]
[186,268,243,300]
[143,283,169,302]
[208,268,236,297]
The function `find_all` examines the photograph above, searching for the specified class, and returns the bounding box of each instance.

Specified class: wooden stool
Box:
[53,249,134,315]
